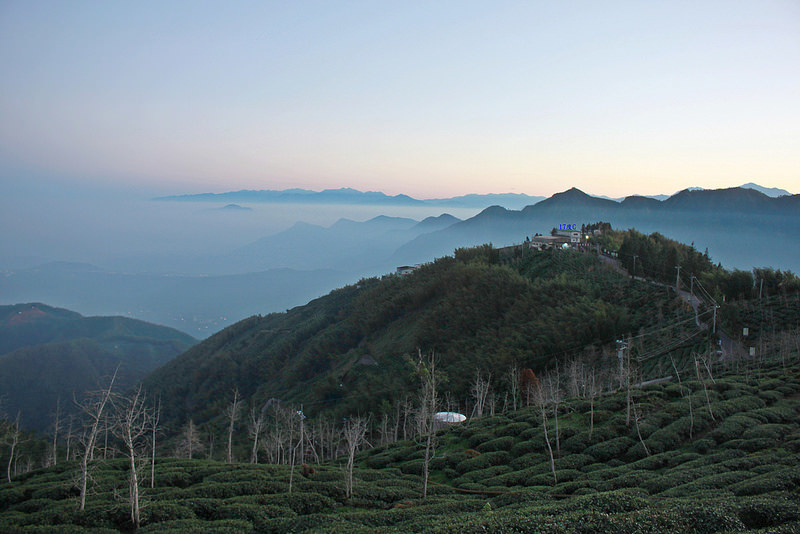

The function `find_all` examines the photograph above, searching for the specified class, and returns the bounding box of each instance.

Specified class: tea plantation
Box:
[2,360,799,532]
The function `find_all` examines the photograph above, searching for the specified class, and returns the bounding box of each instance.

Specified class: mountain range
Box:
[155,182,793,209]
[0,303,196,431]
[155,188,548,210]
[2,186,797,339]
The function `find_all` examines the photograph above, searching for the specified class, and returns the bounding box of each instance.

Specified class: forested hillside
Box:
[143,245,701,431]
[0,304,197,431]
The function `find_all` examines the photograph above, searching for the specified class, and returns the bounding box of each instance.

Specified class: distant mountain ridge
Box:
[391,186,800,271]
[155,183,791,209]
[0,303,197,431]
[155,188,545,210]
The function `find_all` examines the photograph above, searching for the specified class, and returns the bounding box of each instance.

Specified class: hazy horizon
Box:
[2,2,799,199]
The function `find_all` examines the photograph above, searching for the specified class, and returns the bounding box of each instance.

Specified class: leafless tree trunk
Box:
[248,403,266,463]
[694,352,715,420]
[342,416,368,498]
[378,412,390,446]
[178,420,202,459]
[632,401,650,456]
[416,351,440,499]
[5,412,21,483]
[588,370,599,440]
[150,397,160,489]
[65,416,73,462]
[206,431,215,461]
[225,388,242,463]
[506,363,520,412]
[112,385,153,529]
[549,372,562,457]
[402,397,414,441]
[533,384,556,484]
[52,398,61,467]
[470,370,491,419]
[75,367,118,511]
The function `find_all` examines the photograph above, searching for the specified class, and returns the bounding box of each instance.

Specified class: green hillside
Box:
[0,304,197,431]
[143,246,701,429]
[2,359,798,533]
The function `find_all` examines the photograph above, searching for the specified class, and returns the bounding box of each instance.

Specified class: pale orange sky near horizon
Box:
[2,1,798,200]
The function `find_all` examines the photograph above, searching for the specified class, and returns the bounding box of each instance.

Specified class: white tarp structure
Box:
[434,411,466,423]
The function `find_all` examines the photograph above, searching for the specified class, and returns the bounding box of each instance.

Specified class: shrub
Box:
[736,494,800,529]
[584,436,636,462]
[730,466,800,496]
[138,518,254,533]
[476,436,515,453]
[455,451,510,474]
[141,502,196,524]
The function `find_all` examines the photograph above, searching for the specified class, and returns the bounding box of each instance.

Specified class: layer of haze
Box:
[2,1,799,199]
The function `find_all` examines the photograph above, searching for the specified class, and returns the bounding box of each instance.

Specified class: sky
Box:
[1,1,799,199]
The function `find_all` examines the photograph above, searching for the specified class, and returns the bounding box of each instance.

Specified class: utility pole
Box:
[712,305,718,333]
[675,265,681,291]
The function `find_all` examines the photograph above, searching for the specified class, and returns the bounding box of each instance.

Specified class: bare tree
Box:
[693,352,715,420]
[342,416,368,498]
[587,368,600,440]
[51,397,61,467]
[416,351,440,499]
[225,388,242,463]
[533,381,557,484]
[248,403,266,464]
[548,371,563,457]
[4,412,21,483]
[112,385,153,529]
[150,397,161,489]
[470,370,491,419]
[65,416,74,462]
[177,420,203,459]
[631,401,650,457]
[74,367,118,511]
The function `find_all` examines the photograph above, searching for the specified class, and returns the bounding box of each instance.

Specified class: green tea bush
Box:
[710,414,761,443]
[475,435,515,453]
[711,395,766,419]
[455,451,510,474]
[0,487,28,510]
[758,389,783,402]
[496,422,529,438]
[603,469,654,491]
[457,465,512,484]
[750,403,800,424]
[466,430,496,449]
[141,502,196,524]
[508,439,539,457]
[660,500,746,534]
[660,471,753,497]
[555,453,594,471]
[688,437,715,453]
[642,470,699,494]
[730,466,800,496]
[138,518,254,533]
[735,494,800,529]
[584,436,636,462]
[724,437,778,452]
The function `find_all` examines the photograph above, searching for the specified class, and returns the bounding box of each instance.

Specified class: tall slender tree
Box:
[74,367,118,511]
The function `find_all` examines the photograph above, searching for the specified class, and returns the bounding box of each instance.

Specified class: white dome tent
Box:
[433,411,466,424]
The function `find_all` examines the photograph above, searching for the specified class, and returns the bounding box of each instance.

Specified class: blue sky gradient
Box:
[1,1,798,198]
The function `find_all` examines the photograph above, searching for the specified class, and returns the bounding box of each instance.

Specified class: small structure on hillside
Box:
[396,265,418,276]
[434,412,466,424]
